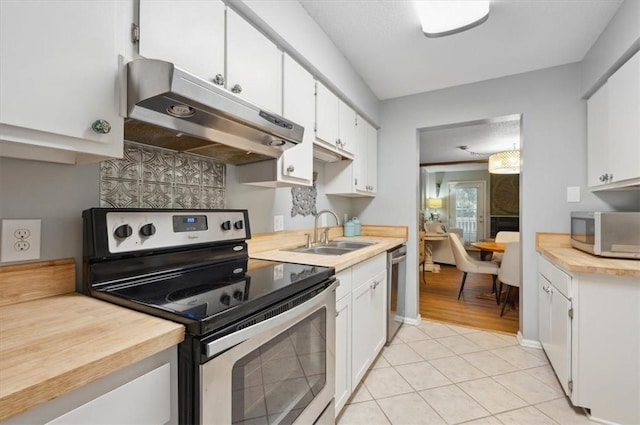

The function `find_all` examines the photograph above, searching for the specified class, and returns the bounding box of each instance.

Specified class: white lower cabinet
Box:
[538,255,640,425]
[334,253,387,416]
[3,348,177,425]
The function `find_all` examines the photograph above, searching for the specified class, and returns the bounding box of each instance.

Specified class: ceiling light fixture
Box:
[414,0,490,38]
[488,149,520,174]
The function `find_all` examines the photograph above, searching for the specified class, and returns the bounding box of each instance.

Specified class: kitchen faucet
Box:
[314,210,340,244]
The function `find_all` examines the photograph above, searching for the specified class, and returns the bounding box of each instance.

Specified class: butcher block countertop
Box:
[0,258,185,421]
[248,225,408,272]
[536,233,640,278]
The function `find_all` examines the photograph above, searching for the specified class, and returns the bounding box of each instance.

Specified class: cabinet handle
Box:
[231,84,242,94]
[91,119,111,134]
[336,310,340,317]
[213,74,225,86]
[371,280,381,290]
[608,173,613,182]
[286,165,295,173]
[542,285,550,293]
[355,178,358,186]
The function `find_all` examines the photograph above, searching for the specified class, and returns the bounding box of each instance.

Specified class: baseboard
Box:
[517,331,543,349]
[403,314,422,326]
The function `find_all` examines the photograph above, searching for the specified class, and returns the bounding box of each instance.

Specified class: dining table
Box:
[471,241,506,261]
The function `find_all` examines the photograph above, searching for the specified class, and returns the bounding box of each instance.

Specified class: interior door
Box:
[447,181,486,243]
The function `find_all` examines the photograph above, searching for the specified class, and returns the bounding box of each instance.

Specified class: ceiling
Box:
[299,0,622,166]
[299,0,623,100]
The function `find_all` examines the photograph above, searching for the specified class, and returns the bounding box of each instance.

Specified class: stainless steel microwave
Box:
[570,212,640,259]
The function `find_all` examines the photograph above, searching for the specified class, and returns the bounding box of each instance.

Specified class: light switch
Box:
[567,186,580,203]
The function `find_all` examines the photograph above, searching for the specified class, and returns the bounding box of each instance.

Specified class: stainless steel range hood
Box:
[125,58,304,164]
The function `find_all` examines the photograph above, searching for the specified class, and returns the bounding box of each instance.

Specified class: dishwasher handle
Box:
[391,254,407,265]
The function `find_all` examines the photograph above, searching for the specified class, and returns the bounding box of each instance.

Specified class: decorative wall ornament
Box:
[490,174,519,215]
[100,141,226,209]
[291,172,318,217]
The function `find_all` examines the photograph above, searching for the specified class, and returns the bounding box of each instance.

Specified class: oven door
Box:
[201,282,337,425]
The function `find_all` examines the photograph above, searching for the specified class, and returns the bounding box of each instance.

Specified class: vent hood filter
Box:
[125,59,304,164]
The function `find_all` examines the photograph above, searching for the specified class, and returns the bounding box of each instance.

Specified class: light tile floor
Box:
[337,320,592,425]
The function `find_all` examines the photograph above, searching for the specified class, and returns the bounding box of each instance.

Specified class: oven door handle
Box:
[205,281,338,358]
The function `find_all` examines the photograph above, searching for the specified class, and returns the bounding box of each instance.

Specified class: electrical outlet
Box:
[1,219,41,263]
[273,215,284,232]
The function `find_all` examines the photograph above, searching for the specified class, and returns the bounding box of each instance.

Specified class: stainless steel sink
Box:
[285,240,376,256]
[326,241,375,249]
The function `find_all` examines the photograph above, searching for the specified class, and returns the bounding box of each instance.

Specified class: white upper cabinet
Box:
[226,8,282,114]
[355,116,377,195]
[587,51,640,190]
[324,116,377,197]
[607,51,640,184]
[139,0,225,86]
[0,0,131,164]
[315,82,356,158]
[280,54,314,185]
[237,54,314,187]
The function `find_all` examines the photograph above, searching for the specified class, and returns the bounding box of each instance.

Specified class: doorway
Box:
[448,180,486,244]
[418,115,522,334]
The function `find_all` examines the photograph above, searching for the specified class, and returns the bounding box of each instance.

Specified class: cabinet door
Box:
[316,82,341,148]
[351,279,373,385]
[539,272,572,396]
[226,8,282,113]
[338,100,356,156]
[0,0,126,161]
[367,124,378,194]
[370,270,387,356]
[280,54,314,184]
[335,295,352,415]
[46,363,171,425]
[587,83,609,187]
[354,116,368,193]
[139,0,225,85]
[607,52,640,183]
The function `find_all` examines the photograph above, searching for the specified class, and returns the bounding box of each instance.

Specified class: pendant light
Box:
[488,149,520,174]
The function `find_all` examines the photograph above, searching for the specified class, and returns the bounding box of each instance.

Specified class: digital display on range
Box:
[173,215,208,232]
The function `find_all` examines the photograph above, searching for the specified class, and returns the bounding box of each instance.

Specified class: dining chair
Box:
[497,241,521,316]
[492,231,520,264]
[449,233,499,302]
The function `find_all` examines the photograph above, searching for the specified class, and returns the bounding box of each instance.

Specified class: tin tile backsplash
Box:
[100,142,225,209]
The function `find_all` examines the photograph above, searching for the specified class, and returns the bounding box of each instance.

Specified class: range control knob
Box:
[114,224,133,239]
[221,220,232,231]
[220,294,231,306]
[234,220,244,230]
[233,290,244,301]
[139,223,156,237]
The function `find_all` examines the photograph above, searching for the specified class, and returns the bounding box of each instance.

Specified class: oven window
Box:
[231,308,327,425]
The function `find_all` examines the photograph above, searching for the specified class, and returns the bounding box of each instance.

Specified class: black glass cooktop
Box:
[93,259,334,335]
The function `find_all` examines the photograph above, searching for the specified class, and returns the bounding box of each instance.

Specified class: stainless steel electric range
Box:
[83,208,337,425]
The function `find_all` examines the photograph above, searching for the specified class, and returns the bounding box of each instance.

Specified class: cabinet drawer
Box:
[352,253,386,284]
[335,269,352,301]
[538,255,571,298]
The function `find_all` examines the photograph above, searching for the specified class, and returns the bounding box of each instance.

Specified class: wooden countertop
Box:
[536,233,640,278]
[0,259,185,421]
[250,235,406,272]
[248,225,407,272]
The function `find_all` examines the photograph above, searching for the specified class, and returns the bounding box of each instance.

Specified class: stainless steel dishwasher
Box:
[386,244,407,344]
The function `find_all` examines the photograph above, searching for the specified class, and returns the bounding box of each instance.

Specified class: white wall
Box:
[227,160,352,233]
[0,157,100,287]
[356,62,638,342]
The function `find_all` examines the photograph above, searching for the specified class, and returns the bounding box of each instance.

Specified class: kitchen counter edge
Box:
[536,232,640,278]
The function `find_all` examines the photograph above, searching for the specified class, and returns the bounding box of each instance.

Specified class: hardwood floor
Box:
[419,264,519,334]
